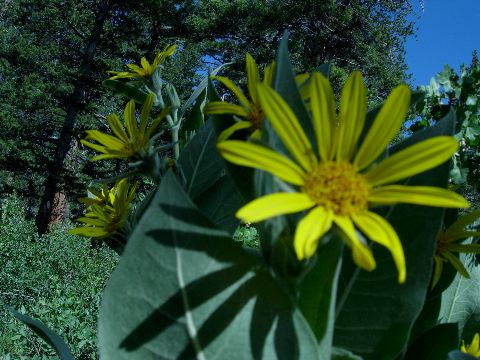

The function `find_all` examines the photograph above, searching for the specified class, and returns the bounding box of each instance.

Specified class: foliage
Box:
[0,194,118,359]
[0,0,418,224]
[412,51,480,188]
[21,34,471,359]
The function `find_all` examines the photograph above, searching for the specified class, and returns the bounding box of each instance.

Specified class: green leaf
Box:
[179,62,232,119]
[439,260,480,340]
[298,235,343,356]
[194,173,242,235]
[178,120,224,199]
[103,79,148,103]
[334,111,456,359]
[404,323,459,360]
[178,120,243,234]
[268,31,315,153]
[206,77,255,201]
[8,307,74,360]
[98,171,319,359]
[179,88,206,146]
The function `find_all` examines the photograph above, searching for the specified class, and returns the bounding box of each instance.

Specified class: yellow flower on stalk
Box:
[432,210,480,288]
[204,53,275,141]
[81,93,169,161]
[107,44,177,80]
[69,179,137,239]
[77,183,112,207]
[217,71,469,283]
[462,333,480,357]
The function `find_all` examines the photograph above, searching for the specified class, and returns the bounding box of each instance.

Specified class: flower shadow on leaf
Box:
[99,172,317,359]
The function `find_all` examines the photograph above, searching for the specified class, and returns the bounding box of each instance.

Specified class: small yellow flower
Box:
[70,179,137,239]
[432,210,480,288]
[462,333,480,357]
[81,93,169,161]
[204,53,275,141]
[217,71,469,283]
[107,44,176,80]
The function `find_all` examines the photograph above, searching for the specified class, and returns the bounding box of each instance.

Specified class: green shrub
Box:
[0,194,118,359]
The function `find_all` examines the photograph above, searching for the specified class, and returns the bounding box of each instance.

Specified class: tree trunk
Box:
[35,0,116,234]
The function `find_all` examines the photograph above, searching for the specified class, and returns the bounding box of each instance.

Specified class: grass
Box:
[0,194,260,358]
[0,194,118,359]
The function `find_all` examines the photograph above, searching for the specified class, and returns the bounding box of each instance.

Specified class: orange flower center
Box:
[303,161,369,216]
[248,103,264,129]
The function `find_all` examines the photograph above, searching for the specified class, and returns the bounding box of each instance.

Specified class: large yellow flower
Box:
[204,53,275,141]
[432,210,480,288]
[70,179,137,239]
[81,93,169,161]
[462,333,480,357]
[107,44,177,80]
[217,71,469,283]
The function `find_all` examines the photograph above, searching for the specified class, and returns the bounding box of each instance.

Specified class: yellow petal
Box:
[257,84,317,172]
[84,130,125,150]
[153,44,177,67]
[294,206,333,260]
[106,114,129,142]
[139,93,154,134]
[263,61,276,85]
[443,250,470,278]
[91,153,125,161]
[369,185,469,208]
[236,192,315,223]
[443,230,480,243]
[446,243,480,254]
[126,64,143,74]
[217,121,253,142]
[217,140,307,185]
[352,211,406,283]
[336,71,367,161]
[212,76,251,109]
[81,139,108,154]
[145,107,171,139]
[310,72,336,161]
[77,217,105,226]
[246,53,260,103]
[354,84,411,169]
[295,73,310,86]
[124,100,138,139]
[204,102,250,118]
[444,209,480,239]
[431,256,444,289]
[140,57,150,71]
[333,215,376,271]
[365,136,459,187]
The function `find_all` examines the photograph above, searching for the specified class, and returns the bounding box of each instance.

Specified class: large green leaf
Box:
[179,62,232,119]
[439,259,480,340]
[178,120,243,234]
[8,307,74,360]
[272,31,315,151]
[178,120,223,199]
[298,236,343,357]
[98,171,319,359]
[205,77,256,202]
[334,112,456,359]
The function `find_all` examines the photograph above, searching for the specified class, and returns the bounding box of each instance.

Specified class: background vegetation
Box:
[6,0,479,358]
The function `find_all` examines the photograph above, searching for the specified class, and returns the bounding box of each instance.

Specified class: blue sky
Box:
[405,0,480,87]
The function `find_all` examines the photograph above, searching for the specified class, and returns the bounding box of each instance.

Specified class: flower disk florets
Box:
[248,103,264,130]
[303,162,369,217]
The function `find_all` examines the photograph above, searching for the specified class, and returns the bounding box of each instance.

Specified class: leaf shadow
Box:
[120,224,301,359]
